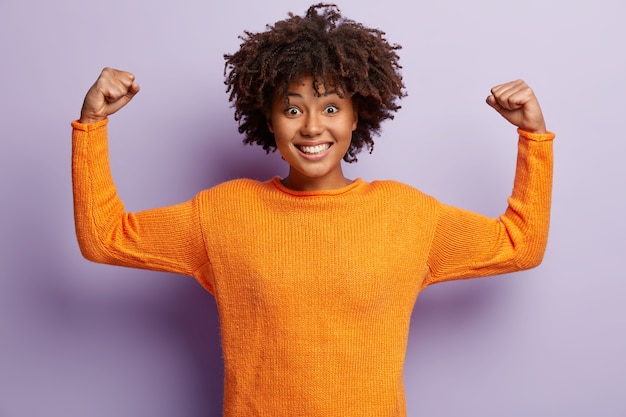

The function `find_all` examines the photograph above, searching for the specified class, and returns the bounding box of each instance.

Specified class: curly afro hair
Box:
[224,3,406,162]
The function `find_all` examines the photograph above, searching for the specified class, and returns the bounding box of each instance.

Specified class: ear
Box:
[351,105,358,132]
[266,112,274,133]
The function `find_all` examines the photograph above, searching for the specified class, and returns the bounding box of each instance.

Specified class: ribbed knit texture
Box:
[72,119,554,416]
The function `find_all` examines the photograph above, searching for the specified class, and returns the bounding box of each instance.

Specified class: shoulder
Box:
[193,178,272,205]
[203,177,269,194]
[368,179,433,200]
[362,179,441,213]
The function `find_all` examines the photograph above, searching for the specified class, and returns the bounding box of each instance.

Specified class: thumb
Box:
[485,94,515,123]
[485,94,503,113]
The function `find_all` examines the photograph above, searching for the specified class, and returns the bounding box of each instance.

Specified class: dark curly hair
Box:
[223,3,406,162]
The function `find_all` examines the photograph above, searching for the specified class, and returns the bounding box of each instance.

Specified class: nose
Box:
[301,112,324,137]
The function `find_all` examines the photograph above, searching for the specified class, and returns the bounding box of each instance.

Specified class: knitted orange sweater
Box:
[72,119,554,416]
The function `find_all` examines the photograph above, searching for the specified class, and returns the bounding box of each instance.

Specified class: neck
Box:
[281,169,353,191]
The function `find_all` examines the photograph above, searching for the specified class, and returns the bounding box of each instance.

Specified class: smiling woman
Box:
[70,3,554,417]
[268,76,358,191]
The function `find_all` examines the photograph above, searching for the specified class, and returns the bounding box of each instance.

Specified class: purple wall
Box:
[1,0,624,415]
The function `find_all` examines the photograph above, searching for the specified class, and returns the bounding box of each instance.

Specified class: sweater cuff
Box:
[71,118,109,132]
[517,128,555,142]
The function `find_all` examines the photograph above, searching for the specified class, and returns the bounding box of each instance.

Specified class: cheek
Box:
[271,119,299,141]
[272,126,294,156]
[275,139,295,163]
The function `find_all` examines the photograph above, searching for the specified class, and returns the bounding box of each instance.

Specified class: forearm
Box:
[499,129,555,268]
[72,119,122,263]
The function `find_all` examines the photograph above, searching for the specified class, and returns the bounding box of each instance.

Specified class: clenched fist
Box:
[79,67,140,124]
[486,80,547,134]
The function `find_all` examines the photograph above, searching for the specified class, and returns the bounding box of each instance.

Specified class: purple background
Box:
[1,0,625,415]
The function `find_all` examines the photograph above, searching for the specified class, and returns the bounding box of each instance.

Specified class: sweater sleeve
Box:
[71,120,210,282]
[425,129,555,286]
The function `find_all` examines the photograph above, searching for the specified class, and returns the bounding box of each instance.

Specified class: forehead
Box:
[281,75,342,97]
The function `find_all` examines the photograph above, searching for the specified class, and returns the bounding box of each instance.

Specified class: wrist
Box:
[78,114,106,125]
[71,118,108,131]
[517,128,555,141]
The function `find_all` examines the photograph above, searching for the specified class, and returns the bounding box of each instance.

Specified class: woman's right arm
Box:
[72,69,209,278]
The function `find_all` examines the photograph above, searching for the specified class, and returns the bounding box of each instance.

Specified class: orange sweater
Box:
[72,119,554,416]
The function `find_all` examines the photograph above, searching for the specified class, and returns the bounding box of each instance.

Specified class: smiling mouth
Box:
[296,143,331,155]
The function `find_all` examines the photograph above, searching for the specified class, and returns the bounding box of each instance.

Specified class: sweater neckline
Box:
[270,176,365,197]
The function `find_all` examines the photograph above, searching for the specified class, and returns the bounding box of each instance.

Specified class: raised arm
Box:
[425,80,555,285]
[72,69,210,282]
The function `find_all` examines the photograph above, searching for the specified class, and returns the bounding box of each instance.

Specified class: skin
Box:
[267,76,358,191]
[486,79,547,134]
[79,67,140,125]
[79,68,548,191]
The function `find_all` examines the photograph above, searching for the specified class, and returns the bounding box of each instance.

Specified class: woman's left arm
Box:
[425,80,555,285]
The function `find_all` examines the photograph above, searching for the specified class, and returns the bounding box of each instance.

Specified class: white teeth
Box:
[299,144,330,154]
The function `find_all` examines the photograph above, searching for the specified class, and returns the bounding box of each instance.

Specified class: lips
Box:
[296,143,331,155]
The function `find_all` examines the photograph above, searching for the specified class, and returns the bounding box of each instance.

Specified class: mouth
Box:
[296,143,332,155]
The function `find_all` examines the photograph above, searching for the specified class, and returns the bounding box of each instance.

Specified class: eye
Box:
[324,105,339,114]
[285,107,301,116]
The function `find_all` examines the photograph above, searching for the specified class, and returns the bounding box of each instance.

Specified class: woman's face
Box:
[268,76,358,191]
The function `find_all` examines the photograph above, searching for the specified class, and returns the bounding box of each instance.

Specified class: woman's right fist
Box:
[79,68,140,124]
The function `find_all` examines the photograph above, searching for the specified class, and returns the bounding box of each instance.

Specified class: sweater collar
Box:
[270,176,365,197]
